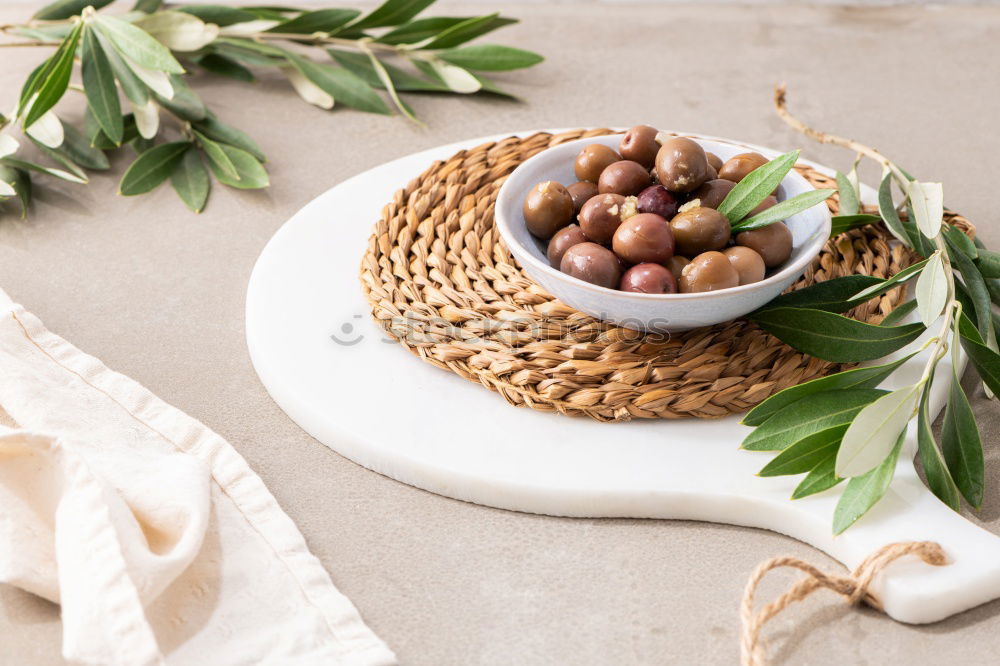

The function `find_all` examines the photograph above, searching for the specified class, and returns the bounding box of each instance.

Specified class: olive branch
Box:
[740,86,1000,533]
[0,0,542,214]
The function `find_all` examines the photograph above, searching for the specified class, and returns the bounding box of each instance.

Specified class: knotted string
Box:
[740,541,948,666]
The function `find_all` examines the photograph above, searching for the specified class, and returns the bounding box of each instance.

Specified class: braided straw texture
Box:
[359,129,975,422]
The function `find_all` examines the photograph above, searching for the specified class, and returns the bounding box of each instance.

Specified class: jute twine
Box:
[740,541,948,666]
[359,129,976,421]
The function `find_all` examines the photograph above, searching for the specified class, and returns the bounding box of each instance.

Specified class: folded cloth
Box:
[0,288,396,666]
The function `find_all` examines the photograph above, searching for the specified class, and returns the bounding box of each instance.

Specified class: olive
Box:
[666,255,690,281]
[566,181,599,213]
[723,246,766,285]
[560,242,622,289]
[718,152,768,183]
[736,222,793,268]
[636,185,679,219]
[748,194,777,217]
[523,181,574,240]
[654,137,711,193]
[620,263,678,294]
[578,193,626,244]
[690,178,736,210]
[706,152,724,172]
[619,125,660,168]
[598,160,652,196]
[679,251,740,293]
[612,213,675,265]
[669,206,731,255]
[547,224,588,267]
[575,144,621,183]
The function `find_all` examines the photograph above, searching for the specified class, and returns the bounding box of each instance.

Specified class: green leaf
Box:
[197,53,255,82]
[758,425,846,477]
[424,58,480,93]
[359,50,421,123]
[27,136,88,182]
[81,26,124,146]
[170,148,210,213]
[33,0,113,20]
[194,130,239,179]
[732,188,834,231]
[421,13,512,49]
[975,248,1000,279]
[914,251,948,326]
[133,10,220,52]
[958,312,1000,397]
[877,172,912,247]
[879,299,918,327]
[0,166,32,217]
[119,141,191,195]
[22,21,83,129]
[759,275,883,314]
[192,113,266,162]
[830,214,881,237]
[133,0,163,13]
[717,150,799,224]
[94,28,150,105]
[329,49,449,92]
[351,0,435,30]
[286,55,392,115]
[835,171,859,216]
[742,351,917,427]
[792,456,843,499]
[2,156,86,184]
[154,74,207,121]
[437,44,543,71]
[847,258,929,302]
[177,5,259,26]
[835,383,921,477]
[378,16,507,45]
[59,121,110,170]
[908,180,944,240]
[944,226,977,259]
[264,8,360,34]
[205,143,269,189]
[749,308,926,363]
[469,72,517,99]
[741,388,885,452]
[94,14,185,74]
[942,363,984,508]
[948,234,997,353]
[833,431,904,534]
[916,378,961,511]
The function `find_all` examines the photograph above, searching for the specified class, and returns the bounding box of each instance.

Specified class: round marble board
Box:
[246,130,1000,624]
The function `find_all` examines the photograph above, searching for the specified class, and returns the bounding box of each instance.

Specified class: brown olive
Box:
[690,179,735,210]
[666,256,690,281]
[718,152,768,183]
[654,137,711,193]
[578,193,626,244]
[636,185,679,219]
[736,222,793,268]
[566,181,599,213]
[560,242,622,289]
[547,224,588,267]
[679,251,740,293]
[612,213,675,265]
[523,181,574,240]
[620,263,678,294]
[574,144,620,183]
[706,152,724,172]
[723,246,766,285]
[748,194,777,218]
[669,206,731,255]
[619,125,660,168]
[598,160,652,196]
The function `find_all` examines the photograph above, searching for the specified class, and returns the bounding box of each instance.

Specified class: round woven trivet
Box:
[360,129,975,421]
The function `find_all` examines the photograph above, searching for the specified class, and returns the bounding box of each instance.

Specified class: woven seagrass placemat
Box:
[359,129,974,421]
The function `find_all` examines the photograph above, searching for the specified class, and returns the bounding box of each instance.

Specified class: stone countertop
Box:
[1,3,999,664]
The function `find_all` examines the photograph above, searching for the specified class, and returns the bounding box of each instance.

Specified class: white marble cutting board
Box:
[245,131,1000,624]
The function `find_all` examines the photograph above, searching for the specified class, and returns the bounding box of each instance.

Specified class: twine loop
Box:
[740,541,948,666]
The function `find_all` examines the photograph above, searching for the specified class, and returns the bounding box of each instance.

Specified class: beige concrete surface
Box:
[2,3,1000,664]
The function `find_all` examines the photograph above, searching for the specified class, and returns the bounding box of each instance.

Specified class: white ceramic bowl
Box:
[494,132,832,332]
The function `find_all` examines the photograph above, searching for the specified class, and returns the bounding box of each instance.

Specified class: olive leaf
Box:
[758,274,882,313]
[958,312,1000,397]
[119,141,191,195]
[877,172,913,246]
[942,356,985,508]
[170,148,210,213]
[835,383,921,478]
[134,10,220,52]
[916,373,961,511]
[730,188,834,232]
[177,5,258,27]
[33,0,113,19]
[437,44,543,71]
[914,251,948,326]
[833,431,904,534]
[975,249,1000,279]
[81,26,124,146]
[93,14,186,74]
[758,425,846,477]
[879,299,918,327]
[848,257,929,302]
[835,170,859,217]
[263,8,360,34]
[206,143,268,189]
[717,150,799,224]
[792,456,843,499]
[908,180,944,240]
[830,213,880,237]
[20,21,83,129]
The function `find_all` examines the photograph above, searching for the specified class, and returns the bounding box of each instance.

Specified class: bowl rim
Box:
[494,131,833,302]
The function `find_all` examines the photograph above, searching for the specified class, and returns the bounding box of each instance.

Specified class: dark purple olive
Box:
[547,224,588,267]
[636,185,679,219]
[612,213,675,265]
[560,242,622,289]
[620,263,678,294]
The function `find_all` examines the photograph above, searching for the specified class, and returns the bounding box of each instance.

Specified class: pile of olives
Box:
[521,126,794,294]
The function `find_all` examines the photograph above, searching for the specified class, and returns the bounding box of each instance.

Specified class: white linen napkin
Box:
[0,288,396,666]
